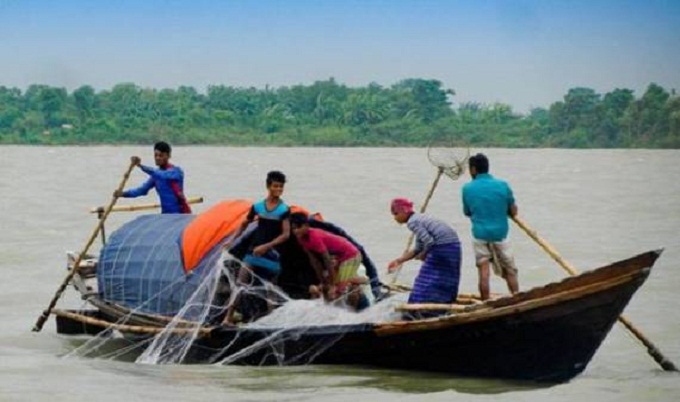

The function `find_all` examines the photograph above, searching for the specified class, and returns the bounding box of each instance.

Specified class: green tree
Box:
[390,79,454,122]
[0,86,22,131]
[0,80,677,148]
[667,95,680,146]
[73,85,97,121]
[594,88,633,146]
[623,83,670,145]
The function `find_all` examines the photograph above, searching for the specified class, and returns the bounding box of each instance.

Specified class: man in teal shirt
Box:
[462,153,519,300]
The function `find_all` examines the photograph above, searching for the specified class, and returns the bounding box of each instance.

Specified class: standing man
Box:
[462,153,519,300]
[387,198,461,306]
[115,141,191,214]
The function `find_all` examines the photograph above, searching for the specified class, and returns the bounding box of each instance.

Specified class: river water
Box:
[0,146,678,401]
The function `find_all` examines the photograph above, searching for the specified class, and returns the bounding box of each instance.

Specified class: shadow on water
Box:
[242,365,555,395]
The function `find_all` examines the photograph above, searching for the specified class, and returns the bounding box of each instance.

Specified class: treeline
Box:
[0,78,678,147]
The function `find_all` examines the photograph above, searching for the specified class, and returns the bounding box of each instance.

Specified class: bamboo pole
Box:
[395,303,471,313]
[377,270,639,336]
[51,309,212,336]
[32,160,136,332]
[395,302,488,313]
[512,215,678,372]
[390,167,444,285]
[90,196,204,213]
[384,283,412,292]
[87,297,206,328]
[97,209,107,244]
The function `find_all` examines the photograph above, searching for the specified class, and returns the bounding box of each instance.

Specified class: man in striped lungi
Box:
[387,198,461,305]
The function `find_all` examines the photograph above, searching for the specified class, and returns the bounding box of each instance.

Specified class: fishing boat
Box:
[48,200,665,382]
[55,249,661,381]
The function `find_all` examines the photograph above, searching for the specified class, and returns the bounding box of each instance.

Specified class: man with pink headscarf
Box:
[387,198,461,307]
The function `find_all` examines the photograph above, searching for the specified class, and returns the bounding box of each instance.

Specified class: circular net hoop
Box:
[427,141,470,180]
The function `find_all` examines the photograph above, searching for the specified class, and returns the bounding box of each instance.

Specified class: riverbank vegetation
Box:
[0,79,678,147]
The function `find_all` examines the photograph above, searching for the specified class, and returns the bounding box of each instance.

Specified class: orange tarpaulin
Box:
[181,199,252,272]
[289,205,325,221]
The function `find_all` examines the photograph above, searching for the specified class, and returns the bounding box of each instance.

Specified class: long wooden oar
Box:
[32,160,136,332]
[51,309,212,336]
[390,167,444,284]
[512,215,678,372]
[89,196,204,214]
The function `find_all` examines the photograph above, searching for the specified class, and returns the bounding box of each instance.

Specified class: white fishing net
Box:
[65,252,404,366]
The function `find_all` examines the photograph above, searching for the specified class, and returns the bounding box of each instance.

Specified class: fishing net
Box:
[426,139,470,180]
[65,215,403,366]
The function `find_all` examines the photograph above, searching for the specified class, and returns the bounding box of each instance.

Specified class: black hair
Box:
[266,170,287,185]
[154,141,172,154]
[469,153,489,174]
[289,212,309,227]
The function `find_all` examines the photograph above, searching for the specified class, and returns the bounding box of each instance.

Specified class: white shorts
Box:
[473,239,518,278]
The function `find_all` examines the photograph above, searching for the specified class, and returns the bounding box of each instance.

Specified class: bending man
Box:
[387,198,461,305]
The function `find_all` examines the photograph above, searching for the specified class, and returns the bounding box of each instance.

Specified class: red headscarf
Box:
[390,198,414,215]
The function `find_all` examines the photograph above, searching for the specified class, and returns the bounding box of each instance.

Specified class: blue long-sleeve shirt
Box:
[122,164,190,214]
[406,213,460,255]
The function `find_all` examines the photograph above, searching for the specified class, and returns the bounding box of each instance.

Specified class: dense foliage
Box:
[0,79,678,147]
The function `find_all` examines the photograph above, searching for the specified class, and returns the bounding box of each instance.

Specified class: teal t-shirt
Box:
[462,173,515,242]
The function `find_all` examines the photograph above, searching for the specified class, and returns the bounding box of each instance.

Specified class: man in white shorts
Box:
[473,240,518,280]
[462,154,520,300]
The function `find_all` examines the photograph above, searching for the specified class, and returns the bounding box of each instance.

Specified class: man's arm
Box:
[271,218,291,248]
[306,248,335,286]
[507,184,517,217]
[253,218,291,256]
[387,248,419,273]
[223,208,255,250]
[462,187,471,217]
[305,249,326,284]
[121,177,155,198]
[319,250,336,285]
[409,220,434,254]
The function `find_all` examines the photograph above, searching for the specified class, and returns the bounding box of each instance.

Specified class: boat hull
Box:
[194,267,645,381]
[56,250,659,382]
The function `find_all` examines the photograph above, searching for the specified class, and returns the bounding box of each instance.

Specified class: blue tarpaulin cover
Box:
[97,214,223,316]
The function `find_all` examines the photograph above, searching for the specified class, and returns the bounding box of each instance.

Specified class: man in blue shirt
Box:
[462,153,519,300]
[115,142,191,214]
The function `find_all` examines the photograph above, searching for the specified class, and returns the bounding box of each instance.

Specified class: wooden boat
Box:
[54,248,662,382]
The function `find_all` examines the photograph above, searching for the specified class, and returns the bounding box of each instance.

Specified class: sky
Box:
[1,0,679,112]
